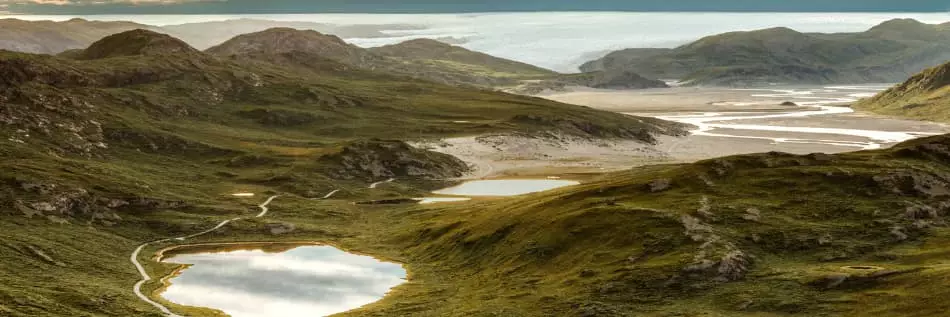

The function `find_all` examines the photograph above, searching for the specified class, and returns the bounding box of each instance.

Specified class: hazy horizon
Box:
[10,12,949,72]
[2,0,949,14]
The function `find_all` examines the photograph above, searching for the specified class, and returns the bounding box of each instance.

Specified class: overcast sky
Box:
[2,0,949,15]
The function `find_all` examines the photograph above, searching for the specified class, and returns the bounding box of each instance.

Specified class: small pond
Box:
[160,244,405,317]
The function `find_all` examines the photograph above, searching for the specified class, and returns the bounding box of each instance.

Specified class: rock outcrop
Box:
[7,178,186,225]
[320,139,470,181]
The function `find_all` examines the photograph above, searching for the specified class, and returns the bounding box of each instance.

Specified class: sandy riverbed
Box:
[420,85,950,178]
[548,85,949,156]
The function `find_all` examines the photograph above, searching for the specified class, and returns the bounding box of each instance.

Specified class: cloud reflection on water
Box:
[162,245,405,317]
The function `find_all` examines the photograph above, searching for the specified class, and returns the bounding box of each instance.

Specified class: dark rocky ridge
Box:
[319,139,471,181]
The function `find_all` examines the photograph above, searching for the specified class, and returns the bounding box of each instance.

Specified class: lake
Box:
[161,244,406,317]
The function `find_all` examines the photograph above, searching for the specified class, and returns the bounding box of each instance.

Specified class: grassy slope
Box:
[343,135,950,316]
[855,61,950,122]
[0,31,686,316]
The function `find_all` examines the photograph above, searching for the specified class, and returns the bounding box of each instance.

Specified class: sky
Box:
[1,0,949,15]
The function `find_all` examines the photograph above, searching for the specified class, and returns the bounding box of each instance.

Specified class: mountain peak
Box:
[867,18,939,39]
[871,18,928,30]
[206,27,375,67]
[207,27,350,54]
[78,29,198,60]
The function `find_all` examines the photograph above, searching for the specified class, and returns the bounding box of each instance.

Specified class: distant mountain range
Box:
[205,27,558,88]
[0,18,152,54]
[582,19,950,86]
[0,18,417,55]
[0,18,668,92]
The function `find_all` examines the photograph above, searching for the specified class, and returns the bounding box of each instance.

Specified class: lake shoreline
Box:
[152,241,413,317]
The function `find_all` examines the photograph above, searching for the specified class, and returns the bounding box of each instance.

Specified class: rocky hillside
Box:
[582,19,950,86]
[855,61,950,122]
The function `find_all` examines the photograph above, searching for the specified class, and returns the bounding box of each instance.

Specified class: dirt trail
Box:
[129,195,279,317]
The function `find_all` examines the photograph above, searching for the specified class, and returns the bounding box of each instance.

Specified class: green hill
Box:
[582,19,950,86]
[355,135,950,316]
[855,61,950,122]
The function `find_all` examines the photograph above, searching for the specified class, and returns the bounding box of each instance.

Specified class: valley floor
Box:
[419,85,949,179]
[545,85,950,159]
[415,85,950,178]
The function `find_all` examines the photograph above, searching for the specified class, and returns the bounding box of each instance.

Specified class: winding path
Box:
[369,178,395,189]
[320,189,341,199]
[129,195,279,317]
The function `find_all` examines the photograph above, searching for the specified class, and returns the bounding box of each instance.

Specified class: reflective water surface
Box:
[414,197,473,204]
[161,245,406,317]
[432,179,580,196]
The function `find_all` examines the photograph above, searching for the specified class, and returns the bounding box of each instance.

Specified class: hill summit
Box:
[206,27,381,68]
[77,29,199,60]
